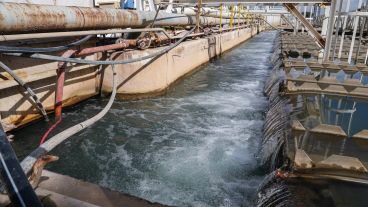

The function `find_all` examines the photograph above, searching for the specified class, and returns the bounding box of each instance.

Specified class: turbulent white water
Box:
[13,31,277,206]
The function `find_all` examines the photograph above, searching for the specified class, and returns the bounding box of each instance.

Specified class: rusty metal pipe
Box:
[0,2,240,35]
[75,40,137,57]
[55,50,76,121]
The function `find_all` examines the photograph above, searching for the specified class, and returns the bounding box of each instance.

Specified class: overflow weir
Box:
[1,1,368,207]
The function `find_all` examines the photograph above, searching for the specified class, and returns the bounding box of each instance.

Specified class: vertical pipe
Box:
[230,5,235,29]
[323,0,337,62]
[55,50,76,121]
[220,4,223,33]
[238,4,241,30]
[219,4,223,32]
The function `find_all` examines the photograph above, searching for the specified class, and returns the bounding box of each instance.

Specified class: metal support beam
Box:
[284,3,326,47]
[281,14,295,28]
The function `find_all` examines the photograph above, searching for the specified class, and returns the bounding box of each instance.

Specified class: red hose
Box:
[39,118,62,145]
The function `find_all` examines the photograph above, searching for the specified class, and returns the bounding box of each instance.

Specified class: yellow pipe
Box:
[219,3,223,32]
[230,5,234,29]
[238,4,241,30]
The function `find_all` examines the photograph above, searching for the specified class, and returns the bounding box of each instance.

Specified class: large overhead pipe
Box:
[0,2,242,35]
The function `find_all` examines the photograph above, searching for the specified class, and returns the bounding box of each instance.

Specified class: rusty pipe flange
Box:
[203,28,212,36]
[137,32,153,50]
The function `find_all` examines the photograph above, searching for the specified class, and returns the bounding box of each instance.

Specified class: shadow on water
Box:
[12,32,278,206]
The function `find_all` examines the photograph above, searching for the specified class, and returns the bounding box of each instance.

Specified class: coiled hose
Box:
[0,61,49,121]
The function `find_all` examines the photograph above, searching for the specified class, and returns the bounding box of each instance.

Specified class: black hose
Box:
[3,28,196,65]
[0,125,43,207]
[0,61,49,121]
[0,35,93,53]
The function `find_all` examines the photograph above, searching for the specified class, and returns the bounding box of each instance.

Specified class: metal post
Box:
[355,17,367,63]
[348,0,363,64]
[323,0,337,62]
[303,5,307,33]
[196,0,202,33]
[332,0,344,60]
[294,16,298,34]
[338,0,351,59]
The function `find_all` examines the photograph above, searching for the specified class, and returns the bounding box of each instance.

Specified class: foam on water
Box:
[12,31,277,206]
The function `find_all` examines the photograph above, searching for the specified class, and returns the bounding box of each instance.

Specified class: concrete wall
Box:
[101,26,260,97]
[0,26,262,131]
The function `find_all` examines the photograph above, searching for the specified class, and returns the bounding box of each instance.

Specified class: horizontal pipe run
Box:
[171,7,286,19]
[75,40,137,57]
[0,2,245,35]
[0,28,170,42]
[0,26,254,92]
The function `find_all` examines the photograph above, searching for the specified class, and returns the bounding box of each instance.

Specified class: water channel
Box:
[12,31,277,206]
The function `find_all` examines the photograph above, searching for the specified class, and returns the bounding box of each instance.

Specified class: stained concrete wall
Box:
[101,26,260,97]
[0,26,262,131]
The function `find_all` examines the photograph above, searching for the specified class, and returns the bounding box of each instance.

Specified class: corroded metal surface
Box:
[0,2,242,34]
